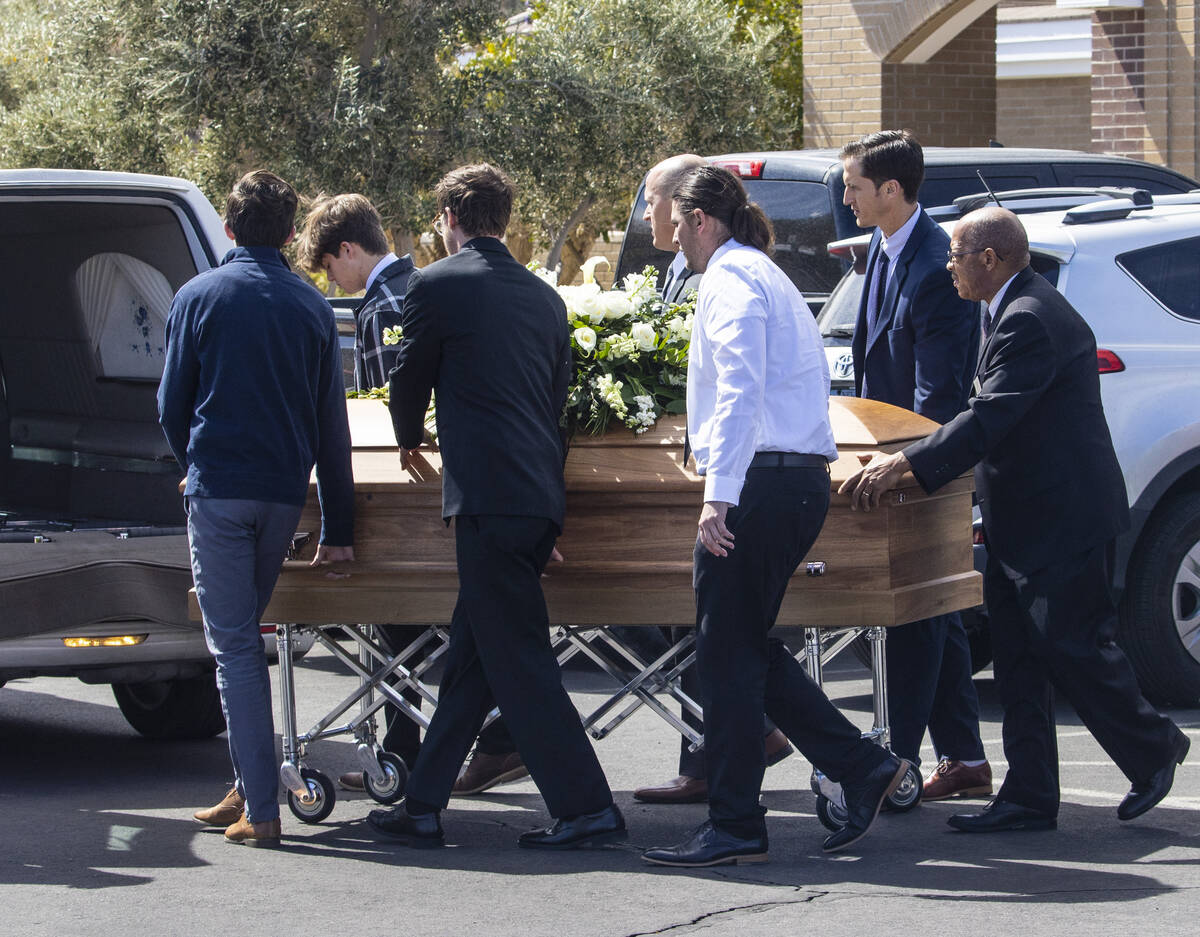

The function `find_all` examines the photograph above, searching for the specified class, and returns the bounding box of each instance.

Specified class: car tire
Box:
[1118,491,1200,706]
[112,672,226,740]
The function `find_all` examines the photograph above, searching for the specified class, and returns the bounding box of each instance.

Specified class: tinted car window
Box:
[920,172,1044,210]
[1117,236,1200,321]
[1060,170,1194,194]
[615,181,841,295]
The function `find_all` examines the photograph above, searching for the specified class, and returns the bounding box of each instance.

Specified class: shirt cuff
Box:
[704,473,744,506]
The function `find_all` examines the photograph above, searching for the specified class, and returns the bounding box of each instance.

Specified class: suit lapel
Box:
[974,266,1036,379]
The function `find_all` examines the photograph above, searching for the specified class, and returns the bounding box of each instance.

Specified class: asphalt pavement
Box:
[3,636,1199,937]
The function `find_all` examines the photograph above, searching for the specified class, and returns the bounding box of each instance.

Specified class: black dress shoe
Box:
[366,802,445,847]
[517,804,626,850]
[642,820,768,867]
[1119,730,1190,821]
[822,755,910,853]
[948,799,1056,833]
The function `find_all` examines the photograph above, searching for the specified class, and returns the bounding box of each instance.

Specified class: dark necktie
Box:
[981,302,994,338]
[866,251,890,334]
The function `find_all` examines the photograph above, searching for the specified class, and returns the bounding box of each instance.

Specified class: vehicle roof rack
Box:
[951,186,1152,216]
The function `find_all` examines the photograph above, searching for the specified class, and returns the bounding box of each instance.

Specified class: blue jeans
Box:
[187,497,301,823]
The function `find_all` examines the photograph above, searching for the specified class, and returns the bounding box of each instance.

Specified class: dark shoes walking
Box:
[948,799,1057,832]
[518,804,627,850]
[367,802,446,847]
[1118,730,1190,821]
[822,755,911,853]
[642,820,768,867]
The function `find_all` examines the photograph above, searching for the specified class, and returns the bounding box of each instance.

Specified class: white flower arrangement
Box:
[533,257,694,436]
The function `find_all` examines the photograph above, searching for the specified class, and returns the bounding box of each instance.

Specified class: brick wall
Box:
[1092,9,1147,160]
[997,76,1092,151]
[882,8,998,146]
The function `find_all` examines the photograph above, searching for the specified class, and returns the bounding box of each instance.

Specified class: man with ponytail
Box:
[642,166,910,866]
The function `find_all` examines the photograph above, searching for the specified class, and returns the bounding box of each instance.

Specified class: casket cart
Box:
[197,396,981,824]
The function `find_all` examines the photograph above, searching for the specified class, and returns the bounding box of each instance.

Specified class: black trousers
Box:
[884,611,986,766]
[987,539,1180,816]
[376,625,515,767]
[694,465,886,838]
[403,515,613,818]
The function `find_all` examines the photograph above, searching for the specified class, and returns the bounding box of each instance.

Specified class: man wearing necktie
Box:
[841,130,992,802]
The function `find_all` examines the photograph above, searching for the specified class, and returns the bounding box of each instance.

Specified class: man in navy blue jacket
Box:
[159,170,354,847]
[841,131,991,801]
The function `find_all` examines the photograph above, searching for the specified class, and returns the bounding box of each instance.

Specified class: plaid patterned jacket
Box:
[355,255,415,391]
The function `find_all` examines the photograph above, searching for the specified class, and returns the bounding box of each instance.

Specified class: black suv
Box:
[615,147,1198,310]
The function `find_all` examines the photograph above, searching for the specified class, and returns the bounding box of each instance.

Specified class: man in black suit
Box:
[840,130,991,801]
[367,163,625,850]
[841,207,1188,832]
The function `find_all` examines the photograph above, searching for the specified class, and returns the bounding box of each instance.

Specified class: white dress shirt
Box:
[687,238,838,505]
[364,251,399,295]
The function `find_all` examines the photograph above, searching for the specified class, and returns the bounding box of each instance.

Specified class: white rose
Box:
[631,321,658,351]
[602,290,634,321]
[573,326,597,354]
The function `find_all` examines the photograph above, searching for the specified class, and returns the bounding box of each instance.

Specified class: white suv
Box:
[819,190,1200,703]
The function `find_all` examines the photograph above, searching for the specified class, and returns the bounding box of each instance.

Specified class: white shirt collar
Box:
[880,203,922,262]
[988,270,1022,320]
[364,252,399,295]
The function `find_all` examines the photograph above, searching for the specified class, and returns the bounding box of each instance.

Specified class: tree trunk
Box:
[545,195,594,280]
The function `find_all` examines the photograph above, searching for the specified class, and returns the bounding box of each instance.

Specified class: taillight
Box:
[260,625,277,635]
[972,526,986,546]
[712,159,764,179]
[1097,349,1125,373]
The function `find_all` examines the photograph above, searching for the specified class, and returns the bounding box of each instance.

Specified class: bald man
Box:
[840,207,1188,834]
[643,153,707,302]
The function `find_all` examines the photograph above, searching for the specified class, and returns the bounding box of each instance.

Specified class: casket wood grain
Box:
[250,397,981,628]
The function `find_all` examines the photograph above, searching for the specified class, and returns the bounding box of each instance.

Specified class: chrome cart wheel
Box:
[363,751,408,805]
[885,761,923,812]
[815,794,848,832]
[287,768,335,823]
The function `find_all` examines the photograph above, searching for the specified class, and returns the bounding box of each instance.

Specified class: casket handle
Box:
[806,561,826,577]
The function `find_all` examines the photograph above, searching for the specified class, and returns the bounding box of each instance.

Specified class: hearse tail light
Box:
[63,634,148,648]
[712,159,764,179]
[1097,349,1125,373]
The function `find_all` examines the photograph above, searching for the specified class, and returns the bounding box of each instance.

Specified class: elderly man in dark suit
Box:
[840,130,991,802]
[368,163,625,850]
[841,206,1188,832]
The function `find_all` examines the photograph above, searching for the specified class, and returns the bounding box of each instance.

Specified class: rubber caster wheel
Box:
[885,762,923,813]
[288,768,335,823]
[815,794,848,832]
[364,751,408,805]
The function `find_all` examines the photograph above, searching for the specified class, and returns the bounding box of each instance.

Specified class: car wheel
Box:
[1119,491,1200,706]
[112,672,226,739]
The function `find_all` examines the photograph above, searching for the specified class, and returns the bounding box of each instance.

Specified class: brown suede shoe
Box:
[633,775,708,804]
[452,751,529,795]
[193,787,245,827]
[224,815,281,848]
[923,759,993,801]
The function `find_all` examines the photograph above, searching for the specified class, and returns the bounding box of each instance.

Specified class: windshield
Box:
[817,267,864,338]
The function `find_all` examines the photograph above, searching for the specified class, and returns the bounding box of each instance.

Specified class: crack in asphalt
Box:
[621,891,828,936]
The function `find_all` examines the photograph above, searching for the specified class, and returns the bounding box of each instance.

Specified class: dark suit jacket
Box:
[387,237,572,529]
[905,266,1129,575]
[852,210,979,425]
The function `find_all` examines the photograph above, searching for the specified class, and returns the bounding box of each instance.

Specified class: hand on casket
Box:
[839,451,912,512]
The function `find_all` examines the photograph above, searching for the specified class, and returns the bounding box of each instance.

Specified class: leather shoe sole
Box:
[643,848,767,867]
[633,776,708,805]
[1118,731,1190,821]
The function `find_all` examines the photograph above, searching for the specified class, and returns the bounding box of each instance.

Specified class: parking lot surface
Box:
[3,640,1199,937]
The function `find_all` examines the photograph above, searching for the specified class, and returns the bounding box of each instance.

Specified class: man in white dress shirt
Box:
[642,166,910,866]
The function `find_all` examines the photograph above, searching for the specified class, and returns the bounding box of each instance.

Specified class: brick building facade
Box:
[804,0,1198,178]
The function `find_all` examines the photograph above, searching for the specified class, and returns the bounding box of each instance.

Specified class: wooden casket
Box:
[257,397,981,629]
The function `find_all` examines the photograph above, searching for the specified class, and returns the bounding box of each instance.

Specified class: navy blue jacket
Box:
[905,266,1128,575]
[158,246,354,545]
[387,238,572,530]
[852,210,979,425]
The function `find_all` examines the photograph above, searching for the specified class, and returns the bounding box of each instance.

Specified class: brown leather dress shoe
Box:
[633,775,708,804]
[922,759,993,801]
[224,815,281,848]
[338,772,366,792]
[193,787,245,827]
[452,751,529,795]
[764,729,794,767]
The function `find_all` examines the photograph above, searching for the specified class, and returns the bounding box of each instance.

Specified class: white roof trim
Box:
[997,16,1092,79]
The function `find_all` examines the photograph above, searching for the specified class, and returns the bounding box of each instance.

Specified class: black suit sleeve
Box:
[905,304,1058,493]
[388,270,439,450]
[912,270,979,425]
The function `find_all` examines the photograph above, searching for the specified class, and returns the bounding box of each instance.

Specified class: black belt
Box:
[749,451,829,469]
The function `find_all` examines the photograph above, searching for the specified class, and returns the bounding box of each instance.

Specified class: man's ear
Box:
[282,225,296,246]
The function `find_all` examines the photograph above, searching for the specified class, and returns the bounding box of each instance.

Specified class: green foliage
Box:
[455,0,793,272]
[725,0,803,146]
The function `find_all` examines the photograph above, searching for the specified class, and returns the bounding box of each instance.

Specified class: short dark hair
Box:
[839,130,925,202]
[673,165,774,255]
[435,163,514,238]
[224,170,298,248]
[296,194,389,273]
